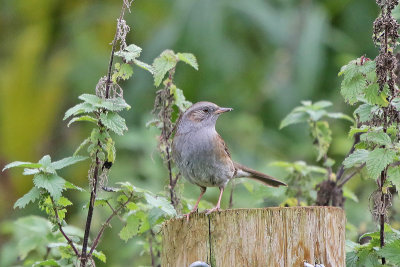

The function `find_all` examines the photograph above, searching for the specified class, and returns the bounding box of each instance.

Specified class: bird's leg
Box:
[183,187,206,221]
[205,187,224,215]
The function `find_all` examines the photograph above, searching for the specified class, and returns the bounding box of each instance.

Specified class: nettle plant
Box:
[0,1,197,266]
[278,0,400,265]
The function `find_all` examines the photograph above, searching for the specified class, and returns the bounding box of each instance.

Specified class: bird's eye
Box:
[202,108,209,113]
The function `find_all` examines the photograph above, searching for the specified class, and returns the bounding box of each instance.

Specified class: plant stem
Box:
[81,156,100,266]
[88,193,133,256]
[50,198,80,257]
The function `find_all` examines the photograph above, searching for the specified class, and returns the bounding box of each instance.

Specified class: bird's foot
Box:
[183,210,197,222]
[205,206,220,215]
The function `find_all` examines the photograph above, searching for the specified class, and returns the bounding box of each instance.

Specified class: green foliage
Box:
[366,148,396,179]
[112,63,133,82]
[99,112,128,135]
[115,44,154,74]
[153,50,198,87]
[271,161,326,205]
[346,225,400,266]
[344,149,369,168]
[280,100,353,129]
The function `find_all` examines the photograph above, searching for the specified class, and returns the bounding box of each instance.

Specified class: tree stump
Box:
[162,207,345,267]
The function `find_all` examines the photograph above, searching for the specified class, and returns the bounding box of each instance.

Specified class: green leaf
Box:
[361,131,392,146]
[391,97,400,111]
[23,168,40,175]
[326,112,354,123]
[14,187,41,209]
[100,112,128,135]
[64,181,84,191]
[73,137,90,156]
[51,156,88,170]
[354,104,379,123]
[377,239,400,265]
[366,148,396,179]
[57,196,72,207]
[67,115,97,127]
[311,121,332,161]
[32,259,59,267]
[105,138,116,163]
[78,94,130,111]
[344,149,370,168]
[153,50,178,87]
[119,214,140,242]
[2,161,42,171]
[92,250,107,263]
[112,63,133,82]
[312,100,332,109]
[171,86,192,111]
[144,193,176,216]
[133,59,154,74]
[346,251,358,267]
[387,166,400,191]
[176,53,199,70]
[280,111,308,129]
[33,173,65,200]
[364,82,388,106]
[349,126,370,137]
[340,74,365,105]
[115,44,142,62]
[64,102,97,120]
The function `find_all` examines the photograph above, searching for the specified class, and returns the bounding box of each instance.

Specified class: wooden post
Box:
[162,207,345,267]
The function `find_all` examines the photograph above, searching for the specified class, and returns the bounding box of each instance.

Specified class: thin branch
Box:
[105,199,124,221]
[337,163,365,188]
[88,192,134,256]
[336,132,361,182]
[50,198,80,257]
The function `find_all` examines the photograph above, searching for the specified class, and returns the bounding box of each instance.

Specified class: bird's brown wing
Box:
[233,162,287,187]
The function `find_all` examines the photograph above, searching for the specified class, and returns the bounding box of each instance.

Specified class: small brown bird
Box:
[172,101,287,219]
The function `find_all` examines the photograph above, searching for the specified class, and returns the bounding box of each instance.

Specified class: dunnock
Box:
[172,101,287,218]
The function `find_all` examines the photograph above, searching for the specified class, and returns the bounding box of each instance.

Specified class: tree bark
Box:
[162,207,345,267]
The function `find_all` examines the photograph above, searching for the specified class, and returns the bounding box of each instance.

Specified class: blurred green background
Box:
[1,0,399,266]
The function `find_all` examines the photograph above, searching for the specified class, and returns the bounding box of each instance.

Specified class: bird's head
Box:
[177,101,233,133]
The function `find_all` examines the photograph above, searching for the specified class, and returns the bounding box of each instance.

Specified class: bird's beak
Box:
[214,107,233,114]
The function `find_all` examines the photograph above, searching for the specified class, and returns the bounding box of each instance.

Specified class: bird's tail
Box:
[233,162,287,187]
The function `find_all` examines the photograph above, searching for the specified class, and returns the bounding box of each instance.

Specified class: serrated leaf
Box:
[365,82,388,106]
[133,59,154,74]
[340,74,365,105]
[78,94,130,111]
[2,161,42,171]
[57,196,72,207]
[280,111,308,129]
[92,250,107,263]
[67,115,97,127]
[344,149,370,168]
[119,214,140,242]
[64,102,97,120]
[176,52,198,70]
[366,148,396,179]
[349,126,370,137]
[387,166,400,191]
[64,181,84,191]
[115,44,142,62]
[144,193,176,216]
[51,156,88,170]
[377,239,400,265]
[354,104,378,123]
[346,251,358,267]
[361,131,392,146]
[112,63,133,82]
[153,50,178,87]
[14,187,41,209]
[33,173,65,200]
[105,138,116,163]
[100,112,128,135]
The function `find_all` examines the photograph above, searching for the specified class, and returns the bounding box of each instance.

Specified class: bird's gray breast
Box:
[172,129,234,188]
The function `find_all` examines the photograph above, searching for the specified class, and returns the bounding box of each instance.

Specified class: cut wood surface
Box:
[162,207,345,267]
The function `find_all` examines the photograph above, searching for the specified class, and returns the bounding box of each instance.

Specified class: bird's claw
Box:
[205,207,220,215]
[183,210,197,221]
